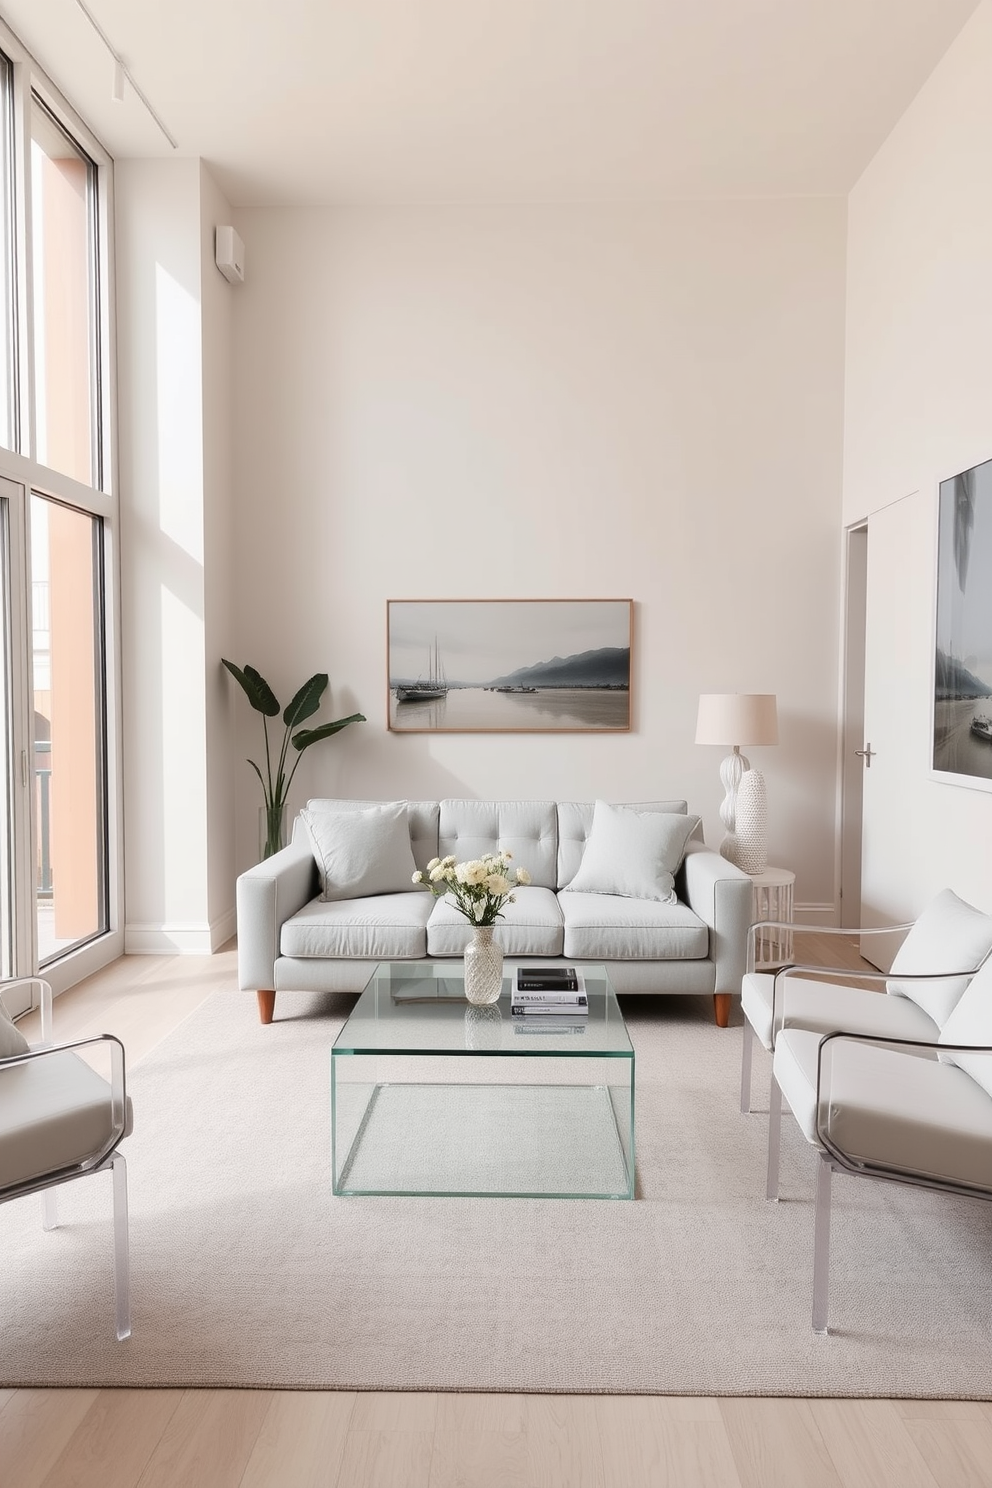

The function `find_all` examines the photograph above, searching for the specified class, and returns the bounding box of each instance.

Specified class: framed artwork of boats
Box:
[387,599,633,733]
[932,456,992,790]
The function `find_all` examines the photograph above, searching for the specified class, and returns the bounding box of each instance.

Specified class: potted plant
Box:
[223,661,365,858]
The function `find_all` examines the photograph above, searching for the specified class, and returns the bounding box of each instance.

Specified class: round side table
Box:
[749,867,796,970]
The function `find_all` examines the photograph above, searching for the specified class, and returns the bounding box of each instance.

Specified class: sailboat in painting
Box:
[396,638,448,703]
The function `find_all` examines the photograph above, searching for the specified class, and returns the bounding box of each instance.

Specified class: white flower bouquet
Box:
[412,850,531,925]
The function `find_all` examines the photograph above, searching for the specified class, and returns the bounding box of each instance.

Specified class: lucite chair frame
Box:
[742,917,948,1114]
[770,1027,992,1335]
[0,979,131,1341]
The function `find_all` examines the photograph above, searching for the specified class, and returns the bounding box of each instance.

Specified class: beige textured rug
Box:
[2,989,991,1395]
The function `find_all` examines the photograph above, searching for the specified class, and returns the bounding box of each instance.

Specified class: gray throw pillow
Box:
[0,1001,29,1058]
[301,801,418,902]
[564,800,699,904]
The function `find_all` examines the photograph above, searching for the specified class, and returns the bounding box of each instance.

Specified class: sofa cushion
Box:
[559,891,708,961]
[742,971,940,1053]
[280,892,433,960]
[427,886,564,957]
[438,800,558,890]
[557,799,689,889]
[304,798,440,873]
[938,955,992,1098]
[564,800,699,905]
[886,888,992,1026]
[774,1027,992,1190]
[301,801,417,902]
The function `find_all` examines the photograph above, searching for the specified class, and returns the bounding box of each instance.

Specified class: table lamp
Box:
[695,693,779,872]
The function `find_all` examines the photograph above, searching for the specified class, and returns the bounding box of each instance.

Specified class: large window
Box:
[0,25,118,992]
[30,98,101,488]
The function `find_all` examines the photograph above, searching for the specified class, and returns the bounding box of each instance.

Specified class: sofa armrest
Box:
[681,842,753,996]
[236,839,317,991]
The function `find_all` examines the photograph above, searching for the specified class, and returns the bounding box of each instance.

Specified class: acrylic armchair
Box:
[0,978,132,1341]
[769,1016,992,1334]
[739,888,992,1115]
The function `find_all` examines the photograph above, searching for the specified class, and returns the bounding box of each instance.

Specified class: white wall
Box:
[231,200,847,910]
[116,157,236,951]
[844,0,992,914]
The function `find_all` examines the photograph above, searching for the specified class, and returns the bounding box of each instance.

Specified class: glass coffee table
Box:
[331,962,635,1199]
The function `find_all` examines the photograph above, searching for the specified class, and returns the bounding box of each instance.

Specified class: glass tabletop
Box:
[332,961,633,1058]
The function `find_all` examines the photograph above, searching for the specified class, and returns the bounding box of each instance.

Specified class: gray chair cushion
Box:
[559,891,708,961]
[774,1027,992,1191]
[887,888,992,1026]
[426,886,564,957]
[0,1050,132,1189]
[742,971,940,1053]
[438,800,558,891]
[280,893,433,960]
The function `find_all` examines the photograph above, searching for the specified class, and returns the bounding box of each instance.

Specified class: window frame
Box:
[0,16,123,994]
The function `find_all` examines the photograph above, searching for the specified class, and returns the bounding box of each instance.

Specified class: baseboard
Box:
[793,902,838,928]
[125,907,236,955]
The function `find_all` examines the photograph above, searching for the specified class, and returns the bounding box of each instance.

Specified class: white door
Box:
[859,491,933,968]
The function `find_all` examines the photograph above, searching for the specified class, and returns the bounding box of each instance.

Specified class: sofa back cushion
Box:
[438,800,558,890]
[886,888,992,1027]
[556,800,689,890]
[304,798,440,875]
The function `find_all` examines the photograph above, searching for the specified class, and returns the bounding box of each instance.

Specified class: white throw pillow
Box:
[301,802,418,902]
[887,888,992,1027]
[0,1001,28,1058]
[564,801,699,905]
[937,954,992,1098]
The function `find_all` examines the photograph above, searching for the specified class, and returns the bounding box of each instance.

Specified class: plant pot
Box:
[463,925,504,1006]
[259,803,288,861]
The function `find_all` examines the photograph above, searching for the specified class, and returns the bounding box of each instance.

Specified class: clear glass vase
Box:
[259,803,288,861]
[463,925,504,1005]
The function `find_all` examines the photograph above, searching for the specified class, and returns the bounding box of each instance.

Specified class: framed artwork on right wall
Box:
[932,455,992,789]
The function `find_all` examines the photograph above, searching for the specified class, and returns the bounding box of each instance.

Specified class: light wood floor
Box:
[2,936,990,1488]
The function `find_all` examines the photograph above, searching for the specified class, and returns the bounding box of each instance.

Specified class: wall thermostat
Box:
[215,225,245,284]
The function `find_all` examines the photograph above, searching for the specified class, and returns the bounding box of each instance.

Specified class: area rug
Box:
[2,988,991,1396]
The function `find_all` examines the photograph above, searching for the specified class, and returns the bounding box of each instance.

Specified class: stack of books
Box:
[510,966,588,1017]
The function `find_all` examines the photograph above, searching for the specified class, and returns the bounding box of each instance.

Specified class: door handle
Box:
[855,743,876,768]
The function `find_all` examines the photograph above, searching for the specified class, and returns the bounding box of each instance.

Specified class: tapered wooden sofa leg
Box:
[713,992,731,1028]
[257,990,276,1024]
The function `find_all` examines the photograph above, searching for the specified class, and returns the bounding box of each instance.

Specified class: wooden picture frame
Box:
[387,599,633,733]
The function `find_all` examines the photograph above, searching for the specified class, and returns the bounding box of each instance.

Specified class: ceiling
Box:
[0,0,980,206]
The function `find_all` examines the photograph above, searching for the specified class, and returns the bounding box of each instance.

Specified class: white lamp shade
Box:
[695,693,778,747]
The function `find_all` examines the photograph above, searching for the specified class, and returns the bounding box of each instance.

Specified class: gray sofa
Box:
[236,797,753,1026]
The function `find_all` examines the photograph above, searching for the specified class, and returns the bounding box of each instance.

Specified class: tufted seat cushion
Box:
[280,892,433,960]
[774,1027,992,1190]
[742,971,939,1053]
[559,891,708,961]
[426,886,564,957]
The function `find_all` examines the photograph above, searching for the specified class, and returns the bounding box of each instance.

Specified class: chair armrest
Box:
[236,838,318,992]
[681,842,753,996]
[0,1034,127,1200]
[812,1028,992,1196]
[0,978,53,1045]
[745,920,915,975]
[767,961,977,1045]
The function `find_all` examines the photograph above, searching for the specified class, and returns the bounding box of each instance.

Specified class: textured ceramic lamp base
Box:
[464,926,504,1005]
[735,767,769,875]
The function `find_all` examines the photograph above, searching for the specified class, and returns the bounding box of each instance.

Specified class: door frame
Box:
[838,522,868,929]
